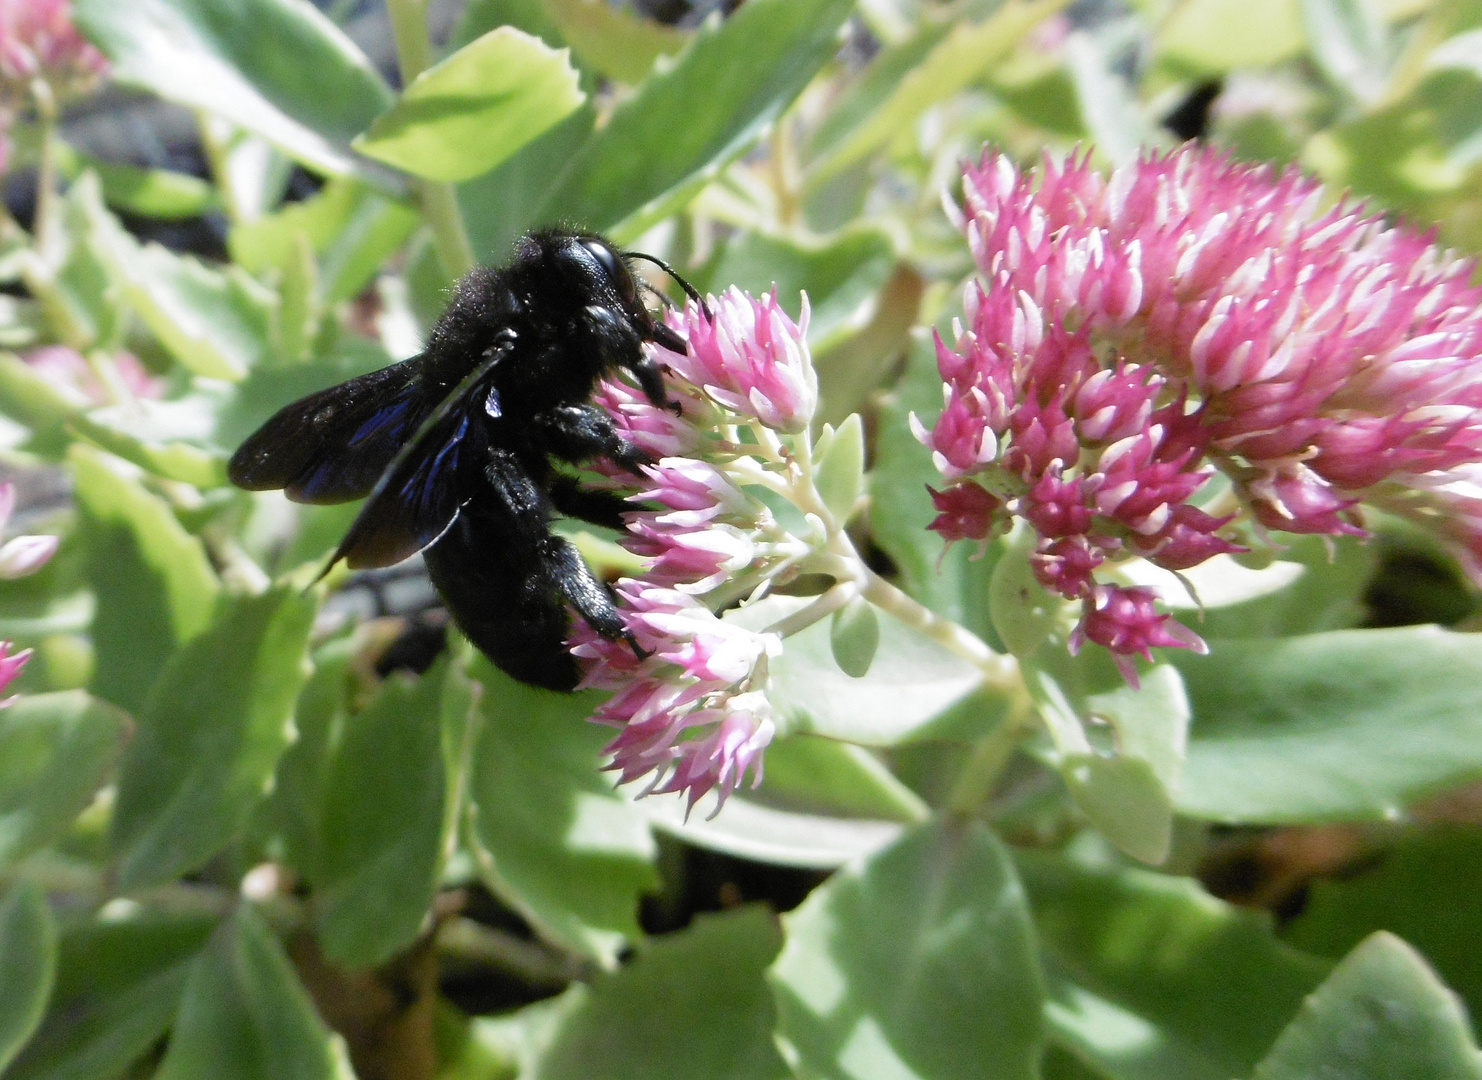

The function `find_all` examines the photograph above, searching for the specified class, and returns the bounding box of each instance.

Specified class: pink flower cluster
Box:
[926,146,1482,680]
[576,287,816,810]
[0,0,106,96]
[0,481,60,700]
[0,0,107,173]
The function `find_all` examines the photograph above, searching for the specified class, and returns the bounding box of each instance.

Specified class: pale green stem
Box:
[195,111,244,227]
[30,80,60,256]
[944,699,1034,818]
[385,0,476,279]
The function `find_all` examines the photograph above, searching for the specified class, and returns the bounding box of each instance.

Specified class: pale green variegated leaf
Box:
[0,883,56,1073]
[111,584,316,889]
[771,820,1044,1080]
[1252,933,1482,1080]
[154,908,337,1080]
[1176,627,1482,823]
[70,445,220,716]
[1019,847,1330,1080]
[73,0,392,175]
[0,690,131,869]
[466,659,656,965]
[81,176,276,381]
[355,28,584,183]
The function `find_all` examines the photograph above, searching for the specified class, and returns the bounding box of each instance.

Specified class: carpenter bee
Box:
[229,228,702,690]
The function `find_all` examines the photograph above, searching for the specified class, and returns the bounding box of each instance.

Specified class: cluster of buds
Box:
[0,481,60,699]
[0,0,107,172]
[924,146,1482,681]
[574,287,830,811]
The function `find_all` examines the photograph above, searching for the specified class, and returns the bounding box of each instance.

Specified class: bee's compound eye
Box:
[579,238,622,282]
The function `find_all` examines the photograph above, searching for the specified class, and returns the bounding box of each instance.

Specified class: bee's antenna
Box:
[638,278,678,311]
[625,251,709,316]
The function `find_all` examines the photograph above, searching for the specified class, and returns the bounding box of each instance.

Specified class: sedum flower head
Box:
[927,145,1482,681]
[0,0,107,98]
[577,287,834,812]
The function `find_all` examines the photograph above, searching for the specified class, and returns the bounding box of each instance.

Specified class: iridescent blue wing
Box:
[228,356,429,505]
[328,342,511,571]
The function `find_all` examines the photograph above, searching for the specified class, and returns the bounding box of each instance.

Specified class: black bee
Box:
[229,229,702,690]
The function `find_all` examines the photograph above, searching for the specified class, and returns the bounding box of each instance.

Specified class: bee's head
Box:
[538,231,696,356]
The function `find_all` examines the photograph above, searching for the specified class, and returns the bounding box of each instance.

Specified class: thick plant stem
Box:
[31,80,60,255]
[944,702,1033,818]
[384,0,476,279]
[860,565,1020,690]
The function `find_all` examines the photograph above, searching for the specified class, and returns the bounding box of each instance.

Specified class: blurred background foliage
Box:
[0,0,1480,1078]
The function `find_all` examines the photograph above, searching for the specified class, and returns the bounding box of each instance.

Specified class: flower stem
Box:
[859,564,1021,689]
[944,701,1033,818]
[385,0,476,279]
[31,79,60,256]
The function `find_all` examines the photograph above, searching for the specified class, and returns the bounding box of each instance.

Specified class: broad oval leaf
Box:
[154,907,337,1080]
[110,584,317,890]
[1252,933,1482,1080]
[0,883,56,1073]
[314,655,476,968]
[534,0,855,238]
[1018,846,1330,1080]
[466,658,657,965]
[1175,627,1482,823]
[770,820,1045,1080]
[73,0,392,175]
[535,907,789,1080]
[0,690,131,869]
[70,444,219,716]
[355,27,584,183]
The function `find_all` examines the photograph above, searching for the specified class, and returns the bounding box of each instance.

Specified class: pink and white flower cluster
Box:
[575,287,818,811]
[0,481,60,700]
[0,0,107,173]
[925,146,1482,682]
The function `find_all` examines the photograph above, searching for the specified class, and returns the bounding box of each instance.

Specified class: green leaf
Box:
[0,353,81,433]
[806,0,1065,185]
[267,633,355,884]
[766,598,995,745]
[692,227,895,351]
[155,907,337,1080]
[1285,826,1482,1025]
[315,656,477,968]
[1195,535,1377,639]
[355,28,584,183]
[228,178,419,304]
[1018,846,1330,1080]
[73,0,393,175]
[0,690,131,868]
[642,792,906,869]
[34,174,127,352]
[1066,21,1162,166]
[69,412,228,489]
[70,444,220,715]
[770,820,1045,1080]
[466,658,656,964]
[538,0,855,237]
[54,141,217,220]
[0,883,56,1073]
[542,0,690,83]
[83,176,277,380]
[529,906,788,1080]
[813,414,866,526]
[752,734,928,823]
[111,584,317,889]
[1300,0,1391,106]
[830,595,881,678]
[5,910,211,1080]
[1156,0,1306,73]
[1252,933,1482,1080]
[1175,627,1482,823]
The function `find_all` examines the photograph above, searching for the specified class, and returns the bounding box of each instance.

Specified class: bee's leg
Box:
[584,302,673,410]
[531,403,652,473]
[626,349,674,411]
[484,449,642,656]
[547,473,633,530]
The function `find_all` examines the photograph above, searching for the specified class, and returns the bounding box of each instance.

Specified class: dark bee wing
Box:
[328,342,511,571]
[228,357,429,504]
